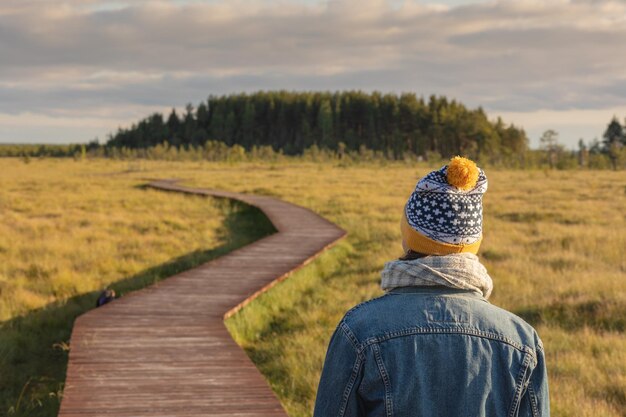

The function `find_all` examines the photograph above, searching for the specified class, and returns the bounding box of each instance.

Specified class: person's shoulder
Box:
[337,293,396,343]
[338,290,543,353]
[341,292,394,324]
[470,299,544,352]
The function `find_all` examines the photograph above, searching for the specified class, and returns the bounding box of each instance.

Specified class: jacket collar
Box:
[387,285,488,302]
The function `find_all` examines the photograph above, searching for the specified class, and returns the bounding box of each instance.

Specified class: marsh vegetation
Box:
[0,159,275,416]
[0,158,624,416]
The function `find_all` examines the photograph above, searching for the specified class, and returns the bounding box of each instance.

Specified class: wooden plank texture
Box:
[58,179,347,417]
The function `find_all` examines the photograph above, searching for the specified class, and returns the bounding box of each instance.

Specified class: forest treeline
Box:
[2,91,624,169]
[0,143,91,158]
[106,91,528,162]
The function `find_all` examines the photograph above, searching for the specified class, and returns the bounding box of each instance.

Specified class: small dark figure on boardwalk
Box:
[314,157,550,417]
[96,289,116,307]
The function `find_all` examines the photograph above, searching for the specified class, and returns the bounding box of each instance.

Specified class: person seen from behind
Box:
[313,157,549,417]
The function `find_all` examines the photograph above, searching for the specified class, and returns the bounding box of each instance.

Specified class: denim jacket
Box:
[313,287,549,417]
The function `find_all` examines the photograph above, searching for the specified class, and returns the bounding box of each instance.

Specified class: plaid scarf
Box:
[380,253,493,299]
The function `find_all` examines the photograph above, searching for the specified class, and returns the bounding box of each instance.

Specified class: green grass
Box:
[1,158,624,417]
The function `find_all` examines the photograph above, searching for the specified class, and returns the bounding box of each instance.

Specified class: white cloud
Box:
[0,0,624,145]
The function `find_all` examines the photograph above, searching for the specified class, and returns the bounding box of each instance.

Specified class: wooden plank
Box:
[58,179,346,417]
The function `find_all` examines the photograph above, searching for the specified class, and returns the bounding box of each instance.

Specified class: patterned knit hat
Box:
[401,156,488,255]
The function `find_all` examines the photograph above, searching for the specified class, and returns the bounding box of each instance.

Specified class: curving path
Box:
[58,179,347,417]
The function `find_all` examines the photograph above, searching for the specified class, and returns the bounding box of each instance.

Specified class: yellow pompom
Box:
[446,156,479,190]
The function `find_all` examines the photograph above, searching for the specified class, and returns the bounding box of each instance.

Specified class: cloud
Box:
[0,0,625,144]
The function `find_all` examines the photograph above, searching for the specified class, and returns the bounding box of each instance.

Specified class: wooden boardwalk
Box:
[58,179,347,417]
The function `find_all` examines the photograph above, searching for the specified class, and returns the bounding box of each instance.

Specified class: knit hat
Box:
[401,156,488,255]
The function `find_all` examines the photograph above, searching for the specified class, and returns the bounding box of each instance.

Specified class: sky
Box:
[1,0,625,149]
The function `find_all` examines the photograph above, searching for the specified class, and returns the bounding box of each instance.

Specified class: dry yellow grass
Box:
[182,163,625,417]
[1,157,624,417]
[0,158,274,416]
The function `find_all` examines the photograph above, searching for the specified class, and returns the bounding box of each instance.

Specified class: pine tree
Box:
[603,117,624,170]
[317,99,333,148]
[540,129,560,169]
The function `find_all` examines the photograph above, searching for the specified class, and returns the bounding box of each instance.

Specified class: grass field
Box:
[1,158,624,417]
[0,159,275,416]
